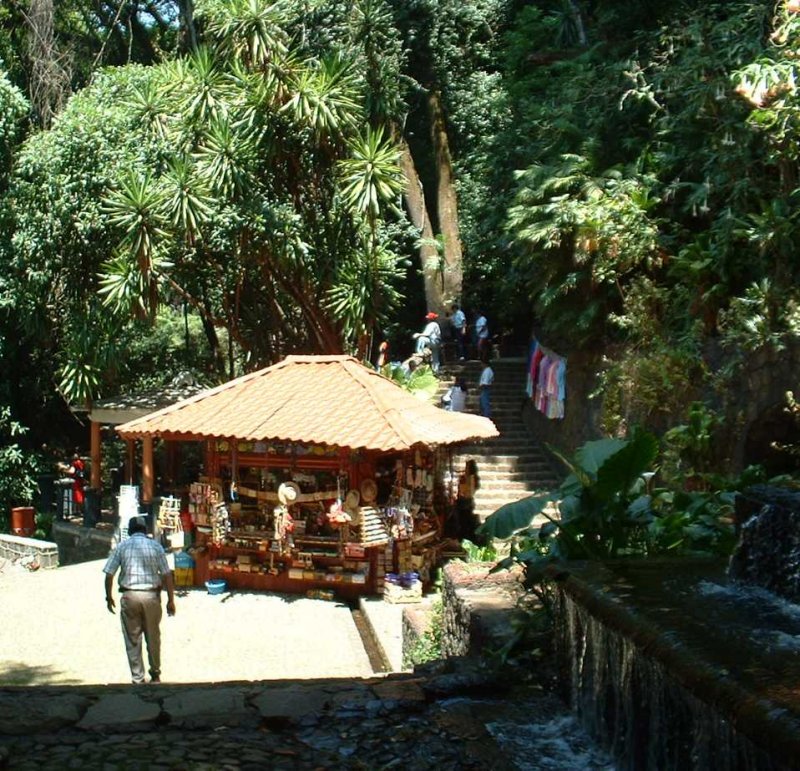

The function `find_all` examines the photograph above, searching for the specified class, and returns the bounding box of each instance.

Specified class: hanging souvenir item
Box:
[211,500,230,545]
[527,338,567,419]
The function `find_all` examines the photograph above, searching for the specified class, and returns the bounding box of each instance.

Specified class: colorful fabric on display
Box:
[527,339,566,419]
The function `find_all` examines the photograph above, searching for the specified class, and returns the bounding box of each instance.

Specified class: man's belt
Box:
[120,587,159,593]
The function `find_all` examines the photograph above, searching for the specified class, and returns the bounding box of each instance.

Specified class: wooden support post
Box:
[230,437,238,484]
[125,439,135,485]
[90,420,101,491]
[142,436,154,504]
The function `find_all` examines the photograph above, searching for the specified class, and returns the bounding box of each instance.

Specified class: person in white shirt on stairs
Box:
[444,376,468,412]
[479,361,494,418]
[413,312,442,373]
[451,304,467,360]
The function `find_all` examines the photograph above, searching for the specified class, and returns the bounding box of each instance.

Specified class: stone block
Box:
[163,687,250,728]
[77,694,160,732]
[253,685,330,719]
[0,693,89,734]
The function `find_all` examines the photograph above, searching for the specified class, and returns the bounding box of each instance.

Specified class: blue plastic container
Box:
[205,579,227,595]
[175,551,195,569]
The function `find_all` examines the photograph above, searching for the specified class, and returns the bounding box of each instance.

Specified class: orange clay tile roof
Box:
[116,355,498,452]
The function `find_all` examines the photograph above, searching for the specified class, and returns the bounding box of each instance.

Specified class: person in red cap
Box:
[413,311,442,373]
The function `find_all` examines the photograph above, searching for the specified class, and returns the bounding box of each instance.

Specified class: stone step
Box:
[453,463,556,478]
[460,462,553,474]
[452,453,553,465]
[442,357,562,510]
[467,438,545,449]
[475,487,553,502]
[471,479,541,492]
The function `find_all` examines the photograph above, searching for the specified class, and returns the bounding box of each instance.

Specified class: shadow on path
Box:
[0,662,80,687]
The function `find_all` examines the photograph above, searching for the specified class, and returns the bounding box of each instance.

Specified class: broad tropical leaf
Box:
[479,493,555,540]
[594,431,658,501]
[574,438,629,477]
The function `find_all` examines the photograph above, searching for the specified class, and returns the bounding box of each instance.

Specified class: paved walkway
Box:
[0,560,615,770]
[0,559,374,686]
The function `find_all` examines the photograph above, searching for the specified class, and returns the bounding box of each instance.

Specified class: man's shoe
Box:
[150,676,161,683]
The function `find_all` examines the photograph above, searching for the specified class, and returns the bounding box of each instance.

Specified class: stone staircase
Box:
[438,357,561,524]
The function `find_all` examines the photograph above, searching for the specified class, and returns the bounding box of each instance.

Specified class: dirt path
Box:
[0,559,374,686]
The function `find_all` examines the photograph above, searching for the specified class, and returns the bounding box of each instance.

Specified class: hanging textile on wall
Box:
[526,338,566,419]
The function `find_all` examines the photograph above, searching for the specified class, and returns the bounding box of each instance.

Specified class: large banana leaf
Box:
[574,438,628,477]
[594,431,658,501]
[478,493,555,540]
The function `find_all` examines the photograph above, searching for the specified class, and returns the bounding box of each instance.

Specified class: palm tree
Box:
[99,0,406,372]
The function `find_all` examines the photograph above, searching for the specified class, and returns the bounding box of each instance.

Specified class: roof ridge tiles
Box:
[340,358,419,450]
[116,355,498,450]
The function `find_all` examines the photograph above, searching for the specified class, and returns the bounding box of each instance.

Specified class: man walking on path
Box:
[479,360,495,418]
[103,518,176,684]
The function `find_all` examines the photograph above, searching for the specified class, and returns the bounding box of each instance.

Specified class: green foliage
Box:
[646,487,738,556]
[598,340,707,436]
[9,65,164,404]
[433,0,800,442]
[403,595,444,668]
[480,429,736,587]
[6,2,410,407]
[508,156,660,341]
[661,402,721,488]
[481,432,659,561]
[460,538,497,563]
[0,62,28,181]
[381,361,439,400]
[0,408,40,530]
[772,391,800,462]
[34,510,54,542]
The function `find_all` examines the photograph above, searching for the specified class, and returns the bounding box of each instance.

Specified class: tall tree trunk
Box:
[569,0,588,46]
[398,140,442,313]
[428,90,463,310]
[177,0,197,52]
[25,0,71,128]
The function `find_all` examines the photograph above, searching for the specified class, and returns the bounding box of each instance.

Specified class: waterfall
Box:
[555,590,790,771]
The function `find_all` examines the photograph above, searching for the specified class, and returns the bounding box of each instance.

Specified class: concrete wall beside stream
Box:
[52,521,115,566]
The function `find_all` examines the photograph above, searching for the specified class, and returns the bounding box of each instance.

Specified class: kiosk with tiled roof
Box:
[117,355,498,598]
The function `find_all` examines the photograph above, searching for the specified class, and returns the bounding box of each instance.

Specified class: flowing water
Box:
[553,559,800,770]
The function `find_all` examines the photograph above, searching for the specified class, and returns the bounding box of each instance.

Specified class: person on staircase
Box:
[479,359,494,418]
[451,304,467,361]
[453,459,483,544]
[412,312,442,373]
[474,311,490,361]
[443,376,468,412]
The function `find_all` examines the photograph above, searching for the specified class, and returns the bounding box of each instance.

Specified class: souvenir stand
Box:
[116,355,498,600]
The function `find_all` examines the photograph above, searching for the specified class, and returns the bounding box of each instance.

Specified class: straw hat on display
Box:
[360,478,378,505]
[278,481,301,506]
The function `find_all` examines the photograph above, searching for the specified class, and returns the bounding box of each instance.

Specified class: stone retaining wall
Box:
[438,560,527,658]
[0,534,59,569]
[52,521,115,566]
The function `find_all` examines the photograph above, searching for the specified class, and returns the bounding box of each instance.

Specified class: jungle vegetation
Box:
[1,0,800,523]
